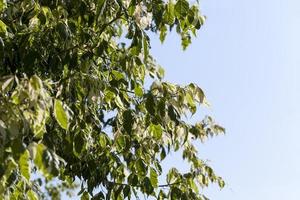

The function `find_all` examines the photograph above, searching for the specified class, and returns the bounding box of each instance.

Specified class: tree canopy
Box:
[0,0,225,199]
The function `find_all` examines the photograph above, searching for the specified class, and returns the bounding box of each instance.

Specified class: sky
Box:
[149,0,300,199]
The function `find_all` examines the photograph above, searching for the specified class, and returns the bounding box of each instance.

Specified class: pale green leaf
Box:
[27,190,38,200]
[54,99,69,130]
[29,75,43,92]
[112,70,124,80]
[150,123,162,140]
[19,150,30,181]
[134,85,143,97]
[0,20,7,36]
[115,95,125,110]
[0,0,6,12]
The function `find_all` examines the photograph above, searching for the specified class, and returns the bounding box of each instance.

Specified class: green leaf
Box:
[54,99,69,130]
[175,0,189,18]
[195,86,205,103]
[150,168,158,188]
[116,135,126,151]
[142,177,154,195]
[157,66,165,80]
[115,95,125,110]
[145,94,155,115]
[27,190,38,200]
[164,2,175,25]
[143,36,149,61]
[0,20,7,36]
[33,143,51,178]
[99,133,107,148]
[0,75,14,92]
[112,70,125,80]
[186,92,196,114]
[136,159,147,176]
[123,110,133,134]
[81,191,90,200]
[218,177,225,188]
[74,132,85,156]
[57,21,70,40]
[150,123,163,140]
[160,147,166,161]
[29,75,43,92]
[123,185,131,199]
[0,0,7,12]
[128,173,139,186]
[19,150,30,181]
[159,25,167,43]
[134,85,143,97]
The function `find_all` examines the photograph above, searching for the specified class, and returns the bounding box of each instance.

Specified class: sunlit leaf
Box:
[54,99,69,130]
[18,150,30,181]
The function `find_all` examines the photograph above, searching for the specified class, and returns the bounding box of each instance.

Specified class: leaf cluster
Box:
[0,0,224,199]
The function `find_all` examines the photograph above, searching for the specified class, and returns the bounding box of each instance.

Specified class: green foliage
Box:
[0,0,225,199]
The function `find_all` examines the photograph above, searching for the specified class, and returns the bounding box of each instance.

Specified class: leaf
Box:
[128,173,139,186]
[142,177,154,195]
[29,75,43,92]
[218,177,225,188]
[33,143,49,177]
[112,70,125,80]
[19,150,30,181]
[81,191,90,200]
[159,25,167,43]
[174,0,189,18]
[99,133,107,148]
[160,147,166,161]
[57,21,69,40]
[181,34,191,50]
[150,123,162,140]
[0,20,7,36]
[195,86,205,103]
[136,159,147,176]
[116,135,126,151]
[54,99,69,130]
[74,132,85,156]
[123,185,131,199]
[185,92,196,114]
[27,190,38,200]
[143,35,149,61]
[163,2,175,25]
[0,0,7,12]
[123,110,133,134]
[157,66,165,80]
[0,75,14,92]
[134,85,143,97]
[115,95,125,110]
[145,94,155,115]
[150,168,158,188]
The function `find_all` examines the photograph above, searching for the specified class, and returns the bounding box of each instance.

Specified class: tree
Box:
[0,0,225,199]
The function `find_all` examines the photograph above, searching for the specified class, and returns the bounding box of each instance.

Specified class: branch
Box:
[158,182,181,188]
[106,180,181,188]
[99,11,123,36]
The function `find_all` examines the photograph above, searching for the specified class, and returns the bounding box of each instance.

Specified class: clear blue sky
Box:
[150,0,300,199]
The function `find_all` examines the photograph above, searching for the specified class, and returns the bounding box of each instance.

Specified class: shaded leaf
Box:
[150,168,158,188]
[175,0,189,18]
